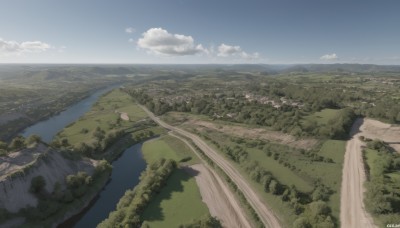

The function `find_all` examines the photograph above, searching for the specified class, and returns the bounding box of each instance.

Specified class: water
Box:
[62,144,147,228]
[19,83,148,227]
[22,84,121,142]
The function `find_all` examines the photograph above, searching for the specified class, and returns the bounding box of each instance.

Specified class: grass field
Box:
[142,135,199,165]
[141,136,209,227]
[141,169,209,228]
[56,89,147,146]
[303,108,341,125]
[364,148,380,177]
[297,140,346,219]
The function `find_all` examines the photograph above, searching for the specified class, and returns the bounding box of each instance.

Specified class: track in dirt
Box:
[140,105,281,228]
[340,118,376,228]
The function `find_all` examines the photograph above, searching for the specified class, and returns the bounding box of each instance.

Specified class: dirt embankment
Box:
[184,120,317,150]
[174,132,251,228]
[0,143,97,213]
[340,118,400,228]
[185,164,252,228]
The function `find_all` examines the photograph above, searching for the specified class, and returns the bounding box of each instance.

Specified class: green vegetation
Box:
[177,215,222,228]
[142,135,198,165]
[192,128,345,227]
[56,89,147,146]
[303,109,341,125]
[0,65,134,141]
[19,160,112,227]
[53,89,159,160]
[98,159,177,227]
[101,134,212,228]
[363,140,400,226]
[141,169,209,228]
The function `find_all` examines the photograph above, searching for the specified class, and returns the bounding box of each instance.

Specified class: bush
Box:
[30,176,46,194]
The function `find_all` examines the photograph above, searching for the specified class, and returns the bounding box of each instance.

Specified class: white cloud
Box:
[128,38,134,43]
[240,51,260,60]
[217,43,259,60]
[320,53,338,60]
[137,28,206,56]
[217,43,241,57]
[0,38,50,55]
[125,27,135,34]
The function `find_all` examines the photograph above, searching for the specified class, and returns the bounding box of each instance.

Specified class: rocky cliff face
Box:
[0,143,96,213]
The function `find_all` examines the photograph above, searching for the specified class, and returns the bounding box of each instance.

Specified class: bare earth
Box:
[141,105,281,228]
[185,119,317,149]
[173,131,251,227]
[360,118,400,152]
[0,143,96,212]
[340,117,400,228]
[185,164,251,228]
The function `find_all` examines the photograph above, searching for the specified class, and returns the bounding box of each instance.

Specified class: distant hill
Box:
[276,64,400,74]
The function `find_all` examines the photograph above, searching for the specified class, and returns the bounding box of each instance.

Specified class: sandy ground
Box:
[0,144,96,212]
[360,118,400,152]
[120,112,129,121]
[141,105,281,228]
[339,118,400,228]
[185,164,251,228]
[184,120,317,150]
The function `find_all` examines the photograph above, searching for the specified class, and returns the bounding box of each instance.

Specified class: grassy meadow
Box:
[56,89,147,146]
[141,136,209,227]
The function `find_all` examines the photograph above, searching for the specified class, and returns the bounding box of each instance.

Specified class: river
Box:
[61,143,147,227]
[22,84,121,142]
[19,84,148,227]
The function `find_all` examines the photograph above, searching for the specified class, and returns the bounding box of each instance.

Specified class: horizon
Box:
[1,0,400,65]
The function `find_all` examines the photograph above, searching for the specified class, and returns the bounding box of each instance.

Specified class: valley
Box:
[0,64,399,228]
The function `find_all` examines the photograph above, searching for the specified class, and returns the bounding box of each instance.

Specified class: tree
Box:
[61,138,69,147]
[30,176,46,194]
[9,136,26,151]
[293,217,311,228]
[0,141,7,150]
[269,179,281,195]
[27,134,41,145]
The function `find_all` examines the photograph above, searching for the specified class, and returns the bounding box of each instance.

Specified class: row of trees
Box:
[208,136,336,227]
[0,134,42,156]
[98,159,177,227]
[363,140,400,224]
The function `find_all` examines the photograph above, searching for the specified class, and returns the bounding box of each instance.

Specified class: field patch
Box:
[303,108,341,125]
[142,135,199,165]
[141,169,209,228]
[56,89,147,146]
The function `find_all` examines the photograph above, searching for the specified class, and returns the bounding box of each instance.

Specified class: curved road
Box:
[140,105,281,228]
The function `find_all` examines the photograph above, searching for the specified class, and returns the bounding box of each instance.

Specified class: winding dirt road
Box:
[340,118,376,228]
[140,105,281,228]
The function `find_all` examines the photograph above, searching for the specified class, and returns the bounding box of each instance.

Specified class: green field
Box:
[142,135,199,165]
[187,125,347,226]
[56,89,147,146]
[141,169,209,228]
[303,108,341,125]
[141,136,209,227]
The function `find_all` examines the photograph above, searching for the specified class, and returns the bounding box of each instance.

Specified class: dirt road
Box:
[340,118,376,228]
[173,133,251,228]
[140,105,281,228]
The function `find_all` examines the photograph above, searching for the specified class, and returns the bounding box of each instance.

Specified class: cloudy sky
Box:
[1,0,400,64]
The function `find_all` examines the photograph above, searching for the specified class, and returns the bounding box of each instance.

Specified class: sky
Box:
[0,0,399,64]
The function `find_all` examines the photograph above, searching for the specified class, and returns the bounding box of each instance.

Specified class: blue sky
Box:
[0,0,399,64]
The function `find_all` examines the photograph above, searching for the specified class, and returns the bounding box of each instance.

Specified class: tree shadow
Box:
[349,118,364,137]
[141,167,199,222]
